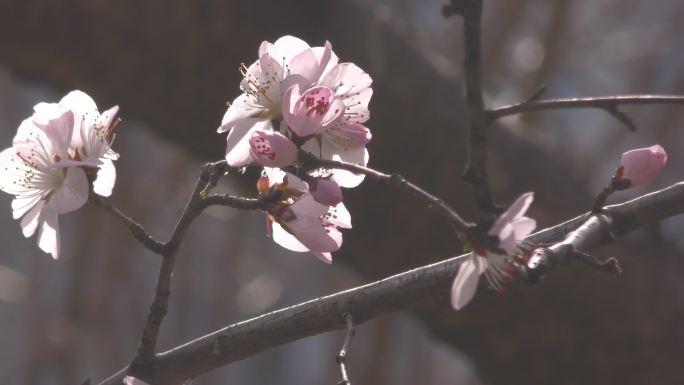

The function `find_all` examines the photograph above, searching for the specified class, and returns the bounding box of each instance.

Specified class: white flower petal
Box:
[511,217,536,241]
[489,192,534,236]
[327,202,351,229]
[20,200,45,238]
[224,118,271,167]
[450,254,482,310]
[92,158,117,197]
[218,93,261,133]
[37,208,60,259]
[311,251,333,264]
[59,90,98,116]
[272,221,309,252]
[49,167,88,215]
[12,194,43,219]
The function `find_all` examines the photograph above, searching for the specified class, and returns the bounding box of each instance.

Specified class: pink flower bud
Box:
[249,130,298,167]
[309,177,343,206]
[617,144,667,188]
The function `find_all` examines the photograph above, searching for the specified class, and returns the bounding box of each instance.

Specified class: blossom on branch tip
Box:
[217,34,374,189]
[614,144,667,189]
[0,108,89,259]
[218,35,333,166]
[32,90,121,197]
[450,192,536,310]
[261,167,351,263]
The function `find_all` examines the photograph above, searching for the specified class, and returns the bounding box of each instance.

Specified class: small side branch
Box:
[298,152,494,248]
[128,160,252,377]
[90,195,165,255]
[337,313,355,385]
[486,95,684,129]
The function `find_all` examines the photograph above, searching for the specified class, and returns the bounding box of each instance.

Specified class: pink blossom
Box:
[217,35,374,186]
[450,192,536,310]
[0,107,89,259]
[263,168,350,263]
[32,90,120,197]
[309,177,343,206]
[300,60,373,188]
[218,36,333,167]
[617,144,667,188]
[282,85,344,138]
[249,130,298,167]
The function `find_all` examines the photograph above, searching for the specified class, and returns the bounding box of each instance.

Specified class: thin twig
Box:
[336,313,355,385]
[300,152,472,232]
[98,181,684,385]
[90,195,166,254]
[486,95,684,124]
[591,185,616,213]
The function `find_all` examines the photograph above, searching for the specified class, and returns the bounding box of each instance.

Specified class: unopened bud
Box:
[249,130,298,167]
[615,144,667,189]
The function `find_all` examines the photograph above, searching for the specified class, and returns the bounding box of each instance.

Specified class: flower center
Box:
[304,89,331,117]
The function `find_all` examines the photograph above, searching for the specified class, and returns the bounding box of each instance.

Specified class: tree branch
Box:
[90,195,166,255]
[130,161,222,372]
[336,313,355,385]
[298,152,497,250]
[458,0,500,213]
[486,95,684,126]
[98,181,684,385]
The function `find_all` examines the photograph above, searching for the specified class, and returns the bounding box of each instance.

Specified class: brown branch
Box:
[129,161,222,373]
[458,0,500,213]
[298,152,494,249]
[97,181,684,385]
[90,195,166,255]
[91,159,272,380]
[336,313,355,385]
[486,95,684,126]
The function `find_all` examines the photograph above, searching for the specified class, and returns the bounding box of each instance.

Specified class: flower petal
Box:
[37,208,60,259]
[327,202,351,229]
[450,254,482,310]
[511,216,536,240]
[218,93,261,133]
[92,158,117,197]
[272,221,309,252]
[311,251,333,264]
[49,167,89,215]
[20,199,45,238]
[11,194,43,220]
[225,118,271,167]
[489,192,534,237]
[249,130,298,167]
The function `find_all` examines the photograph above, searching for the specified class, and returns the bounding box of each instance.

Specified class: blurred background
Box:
[0,0,683,384]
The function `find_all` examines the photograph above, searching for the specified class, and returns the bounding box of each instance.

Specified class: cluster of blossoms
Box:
[0,91,119,258]
[218,35,373,262]
[450,144,668,310]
